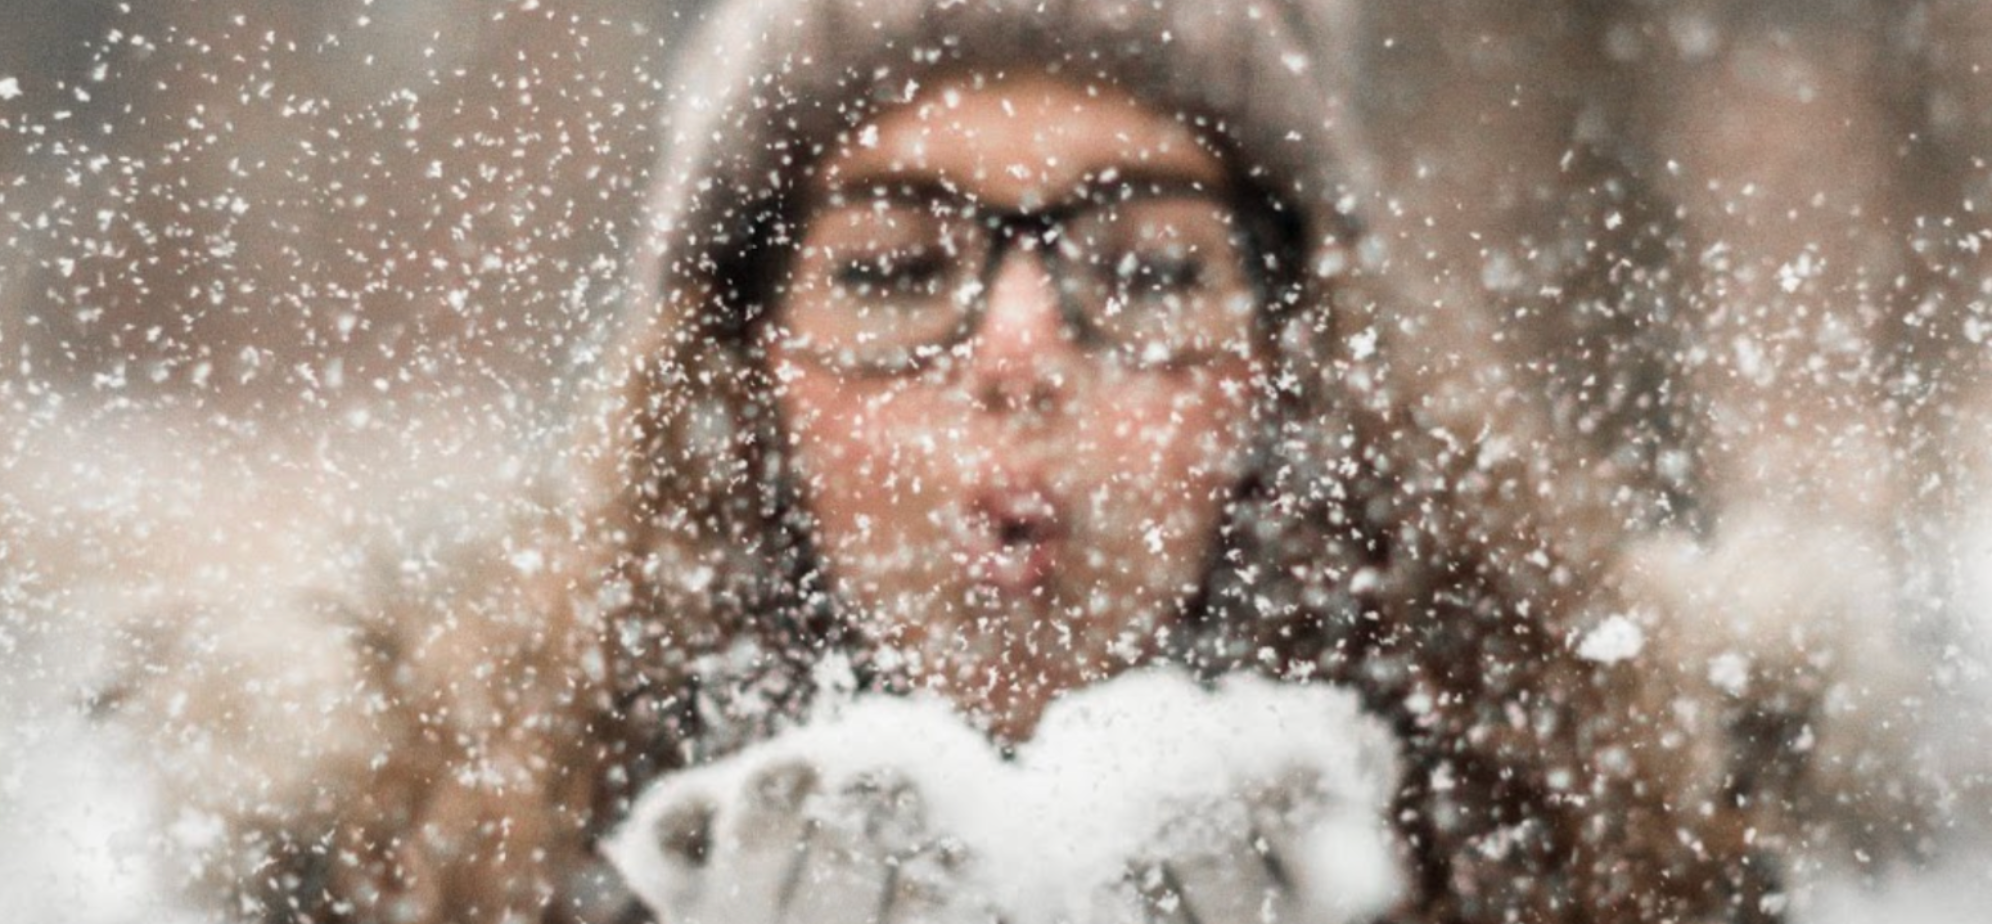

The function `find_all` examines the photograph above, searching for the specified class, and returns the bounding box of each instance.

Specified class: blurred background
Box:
[5,0,1992,920]
[1,0,696,422]
[1,2,697,918]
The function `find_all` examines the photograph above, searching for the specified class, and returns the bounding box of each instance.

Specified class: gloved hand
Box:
[602,698,1008,924]
[1026,672,1404,924]
[1087,768,1339,923]
[604,670,1403,924]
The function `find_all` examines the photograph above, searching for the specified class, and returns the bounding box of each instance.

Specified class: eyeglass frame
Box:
[761,176,1301,376]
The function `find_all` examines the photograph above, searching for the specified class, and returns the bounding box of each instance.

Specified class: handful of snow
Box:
[603,668,1403,924]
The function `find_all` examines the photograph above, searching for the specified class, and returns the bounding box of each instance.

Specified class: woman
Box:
[126,1,1813,922]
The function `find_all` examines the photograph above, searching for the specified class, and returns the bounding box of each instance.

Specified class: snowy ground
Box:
[0,408,535,923]
[1787,505,1992,924]
[1804,855,1992,924]
[0,675,208,924]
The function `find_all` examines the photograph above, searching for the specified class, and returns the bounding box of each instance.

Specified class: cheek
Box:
[1067,367,1259,513]
[774,372,970,557]
[1063,367,1261,602]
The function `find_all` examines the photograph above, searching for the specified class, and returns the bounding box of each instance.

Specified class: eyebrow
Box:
[810,165,1235,214]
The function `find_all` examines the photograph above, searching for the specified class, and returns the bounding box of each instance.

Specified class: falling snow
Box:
[4,1,1992,923]
[1576,615,1646,665]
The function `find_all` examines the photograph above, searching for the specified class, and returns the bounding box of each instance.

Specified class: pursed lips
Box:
[958,481,1067,597]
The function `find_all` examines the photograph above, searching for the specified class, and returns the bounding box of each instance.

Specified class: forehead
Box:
[809,72,1228,211]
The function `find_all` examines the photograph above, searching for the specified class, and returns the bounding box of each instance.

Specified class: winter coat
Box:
[110,1,1944,923]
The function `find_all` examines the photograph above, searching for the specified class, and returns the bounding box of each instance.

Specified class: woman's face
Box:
[766,74,1271,741]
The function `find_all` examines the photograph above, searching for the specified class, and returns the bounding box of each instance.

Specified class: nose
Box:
[967,244,1080,419]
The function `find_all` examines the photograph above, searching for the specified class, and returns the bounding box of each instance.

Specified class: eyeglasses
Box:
[771,180,1273,375]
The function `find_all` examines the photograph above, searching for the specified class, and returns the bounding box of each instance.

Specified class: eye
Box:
[1110,247,1209,299]
[831,247,950,299]
[799,198,961,303]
